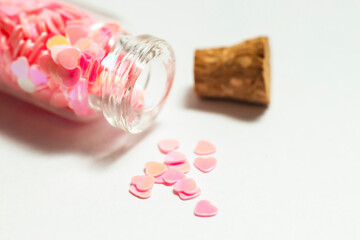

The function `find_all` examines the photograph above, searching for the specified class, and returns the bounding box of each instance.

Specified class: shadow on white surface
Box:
[0,92,153,164]
[183,88,267,121]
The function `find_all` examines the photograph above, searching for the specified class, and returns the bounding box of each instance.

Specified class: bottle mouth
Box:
[98,34,175,133]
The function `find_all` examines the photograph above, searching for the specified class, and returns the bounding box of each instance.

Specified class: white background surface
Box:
[1,0,360,239]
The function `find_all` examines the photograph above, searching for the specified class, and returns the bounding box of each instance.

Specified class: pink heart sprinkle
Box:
[29,68,47,86]
[158,139,180,154]
[11,57,29,79]
[194,157,217,173]
[162,168,186,185]
[66,25,89,45]
[167,160,190,174]
[179,188,201,201]
[164,151,186,165]
[145,161,167,177]
[194,140,216,155]
[57,66,81,88]
[173,178,198,195]
[56,47,81,70]
[131,175,154,192]
[194,200,218,217]
[129,185,152,199]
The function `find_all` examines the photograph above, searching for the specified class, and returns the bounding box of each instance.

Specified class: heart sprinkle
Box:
[164,151,187,165]
[56,47,81,70]
[11,57,29,79]
[173,178,198,195]
[158,139,180,154]
[46,35,70,49]
[194,200,218,217]
[194,157,217,173]
[129,185,152,199]
[145,161,167,177]
[194,140,216,155]
[131,175,154,192]
[29,67,47,86]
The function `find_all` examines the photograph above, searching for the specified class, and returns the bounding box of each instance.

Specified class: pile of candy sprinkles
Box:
[129,139,219,217]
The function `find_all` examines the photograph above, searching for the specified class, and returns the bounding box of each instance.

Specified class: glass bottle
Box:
[0,0,175,133]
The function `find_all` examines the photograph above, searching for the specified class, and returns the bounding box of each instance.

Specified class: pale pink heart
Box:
[50,44,70,63]
[194,200,218,217]
[194,157,217,173]
[194,140,216,155]
[158,139,180,154]
[164,151,186,165]
[29,68,47,86]
[66,25,89,45]
[131,175,154,192]
[145,161,167,177]
[50,92,68,108]
[167,160,190,174]
[173,178,198,195]
[57,66,81,88]
[56,47,81,70]
[178,188,201,200]
[162,169,186,185]
[11,57,29,79]
[129,185,152,199]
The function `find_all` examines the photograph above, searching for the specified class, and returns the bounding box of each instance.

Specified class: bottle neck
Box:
[88,34,175,133]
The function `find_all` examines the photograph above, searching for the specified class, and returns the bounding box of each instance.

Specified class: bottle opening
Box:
[92,34,175,133]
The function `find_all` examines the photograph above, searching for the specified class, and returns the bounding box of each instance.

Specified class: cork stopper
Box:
[194,37,270,105]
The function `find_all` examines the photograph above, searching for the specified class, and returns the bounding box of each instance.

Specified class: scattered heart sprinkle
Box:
[194,200,218,217]
[158,139,180,154]
[194,140,216,155]
[194,157,217,173]
[164,151,187,165]
[145,161,167,177]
